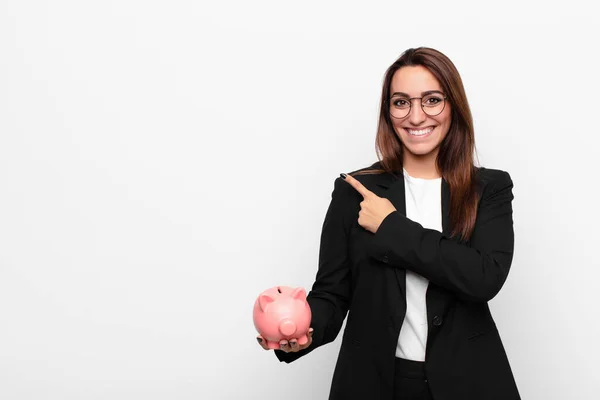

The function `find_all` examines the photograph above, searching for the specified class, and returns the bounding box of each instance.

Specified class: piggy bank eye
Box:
[277,287,282,294]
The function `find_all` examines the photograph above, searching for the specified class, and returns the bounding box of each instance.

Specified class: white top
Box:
[395,168,443,362]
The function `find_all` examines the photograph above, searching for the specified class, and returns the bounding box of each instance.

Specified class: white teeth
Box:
[407,127,434,136]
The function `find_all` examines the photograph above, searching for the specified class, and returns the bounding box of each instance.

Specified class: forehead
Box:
[390,65,442,94]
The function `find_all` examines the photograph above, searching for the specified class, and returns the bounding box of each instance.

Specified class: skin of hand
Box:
[257,328,314,352]
[340,173,397,234]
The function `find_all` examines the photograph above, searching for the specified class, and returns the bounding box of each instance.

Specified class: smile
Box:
[406,126,435,137]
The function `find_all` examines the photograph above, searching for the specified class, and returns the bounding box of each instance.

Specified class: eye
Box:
[424,96,442,105]
[392,98,408,107]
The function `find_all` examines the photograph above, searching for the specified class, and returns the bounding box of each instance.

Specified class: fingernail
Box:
[309,328,314,334]
[340,173,347,179]
[257,338,263,344]
[290,341,297,346]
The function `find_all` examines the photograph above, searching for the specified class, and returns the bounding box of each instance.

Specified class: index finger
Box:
[341,173,372,198]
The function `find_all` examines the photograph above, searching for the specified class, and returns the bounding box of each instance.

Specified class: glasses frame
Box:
[386,93,448,119]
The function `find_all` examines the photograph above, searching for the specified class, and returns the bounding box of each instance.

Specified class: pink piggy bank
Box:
[253,286,312,350]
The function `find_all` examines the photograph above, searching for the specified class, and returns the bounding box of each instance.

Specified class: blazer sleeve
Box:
[274,177,353,363]
[368,170,515,303]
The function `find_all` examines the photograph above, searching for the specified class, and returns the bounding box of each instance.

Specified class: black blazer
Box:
[274,161,521,400]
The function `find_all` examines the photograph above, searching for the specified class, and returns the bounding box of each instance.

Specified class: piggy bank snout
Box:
[279,320,297,336]
[253,286,312,343]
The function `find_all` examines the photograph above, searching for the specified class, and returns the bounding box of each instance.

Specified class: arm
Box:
[368,170,515,303]
[275,177,353,363]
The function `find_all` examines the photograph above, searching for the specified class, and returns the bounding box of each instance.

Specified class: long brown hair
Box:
[353,47,481,242]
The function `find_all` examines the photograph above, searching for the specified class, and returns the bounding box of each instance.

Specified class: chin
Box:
[405,147,437,156]
[402,138,442,155]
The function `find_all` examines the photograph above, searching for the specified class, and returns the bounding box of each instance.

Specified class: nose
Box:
[408,100,427,124]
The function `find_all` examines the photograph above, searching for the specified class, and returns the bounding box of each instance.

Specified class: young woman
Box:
[256,47,520,400]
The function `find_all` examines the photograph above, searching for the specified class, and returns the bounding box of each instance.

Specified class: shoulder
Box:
[331,161,386,197]
[476,166,512,184]
[475,166,514,200]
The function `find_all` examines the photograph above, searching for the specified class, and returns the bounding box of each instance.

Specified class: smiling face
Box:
[389,65,452,162]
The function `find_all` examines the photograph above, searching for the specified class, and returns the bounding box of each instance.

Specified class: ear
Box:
[291,287,307,302]
[258,294,275,312]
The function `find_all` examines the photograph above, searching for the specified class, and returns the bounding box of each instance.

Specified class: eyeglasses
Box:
[387,92,448,119]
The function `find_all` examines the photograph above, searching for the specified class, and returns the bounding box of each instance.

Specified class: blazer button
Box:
[382,255,389,263]
[433,315,443,326]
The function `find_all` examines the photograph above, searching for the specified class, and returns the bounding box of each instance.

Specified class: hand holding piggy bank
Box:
[253,286,313,352]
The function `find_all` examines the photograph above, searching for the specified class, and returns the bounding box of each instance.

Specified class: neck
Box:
[402,150,441,179]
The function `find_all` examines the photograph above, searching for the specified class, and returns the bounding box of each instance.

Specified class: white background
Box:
[1,1,598,399]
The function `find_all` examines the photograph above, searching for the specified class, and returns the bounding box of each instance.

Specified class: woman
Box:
[256,47,520,400]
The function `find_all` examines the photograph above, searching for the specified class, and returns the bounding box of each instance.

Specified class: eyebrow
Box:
[390,90,444,97]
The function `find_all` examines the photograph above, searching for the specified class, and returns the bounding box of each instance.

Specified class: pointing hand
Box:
[341,173,397,234]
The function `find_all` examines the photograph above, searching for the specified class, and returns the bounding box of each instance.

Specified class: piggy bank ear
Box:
[258,294,276,312]
[291,287,307,302]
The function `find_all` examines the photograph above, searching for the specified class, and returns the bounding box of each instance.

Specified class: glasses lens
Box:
[422,94,445,116]
[389,97,410,119]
